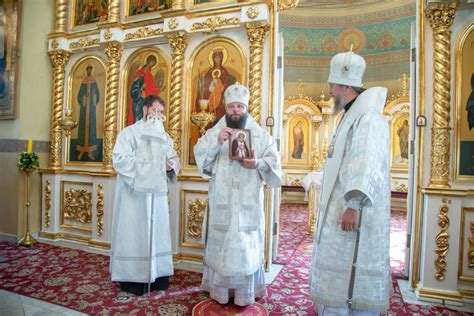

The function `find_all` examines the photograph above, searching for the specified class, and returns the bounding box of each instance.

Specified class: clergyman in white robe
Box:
[194,83,282,306]
[310,51,392,315]
[110,96,179,295]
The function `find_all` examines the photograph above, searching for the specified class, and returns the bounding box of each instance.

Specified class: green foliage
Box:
[17,152,39,170]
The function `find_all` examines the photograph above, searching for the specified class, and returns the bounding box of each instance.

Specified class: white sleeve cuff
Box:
[345,190,367,210]
[256,158,270,172]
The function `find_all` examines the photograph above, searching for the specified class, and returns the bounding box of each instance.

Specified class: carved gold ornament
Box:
[97,184,104,236]
[395,183,409,193]
[288,106,305,116]
[187,199,207,238]
[434,205,449,280]
[425,2,458,188]
[315,90,331,108]
[290,179,302,186]
[246,22,269,123]
[191,16,240,33]
[45,180,51,227]
[70,37,100,50]
[48,50,72,169]
[168,18,179,30]
[51,40,59,50]
[246,7,259,19]
[425,3,457,32]
[103,42,123,172]
[278,0,299,11]
[167,32,188,157]
[124,27,163,41]
[103,29,113,41]
[64,189,92,224]
[469,221,474,268]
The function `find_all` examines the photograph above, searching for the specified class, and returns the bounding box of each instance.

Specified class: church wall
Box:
[0,0,53,140]
[17,0,54,142]
[0,1,53,238]
[0,153,20,237]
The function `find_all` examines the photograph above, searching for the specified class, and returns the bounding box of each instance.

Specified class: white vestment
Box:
[310,87,392,313]
[110,119,180,283]
[194,116,282,305]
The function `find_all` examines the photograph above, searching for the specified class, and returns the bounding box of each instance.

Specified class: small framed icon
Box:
[229,129,252,160]
[266,116,275,127]
[416,115,426,127]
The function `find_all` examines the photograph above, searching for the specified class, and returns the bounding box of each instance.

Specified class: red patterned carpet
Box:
[275,204,408,276]
[0,241,207,314]
[274,203,308,264]
[0,204,471,315]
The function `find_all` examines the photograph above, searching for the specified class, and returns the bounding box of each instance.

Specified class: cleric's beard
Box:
[333,94,347,114]
[226,112,248,129]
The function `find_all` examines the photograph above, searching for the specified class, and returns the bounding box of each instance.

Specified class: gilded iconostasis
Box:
[40,0,286,268]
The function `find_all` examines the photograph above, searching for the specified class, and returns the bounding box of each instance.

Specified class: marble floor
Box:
[0,289,87,316]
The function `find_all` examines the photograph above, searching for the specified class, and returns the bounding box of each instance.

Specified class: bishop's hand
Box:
[341,207,360,232]
[218,127,233,145]
[242,150,257,169]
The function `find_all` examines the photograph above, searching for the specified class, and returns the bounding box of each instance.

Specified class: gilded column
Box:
[425,2,458,188]
[103,41,123,172]
[107,0,120,23]
[54,0,67,33]
[172,0,184,10]
[167,32,189,157]
[246,22,269,124]
[311,119,321,170]
[321,112,330,167]
[48,50,72,169]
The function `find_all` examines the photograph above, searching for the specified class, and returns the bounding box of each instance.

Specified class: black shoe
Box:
[119,281,131,292]
[120,282,147,295]
[151,276,169,291]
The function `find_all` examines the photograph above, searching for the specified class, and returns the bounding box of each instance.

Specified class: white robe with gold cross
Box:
[194,116,282,302]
